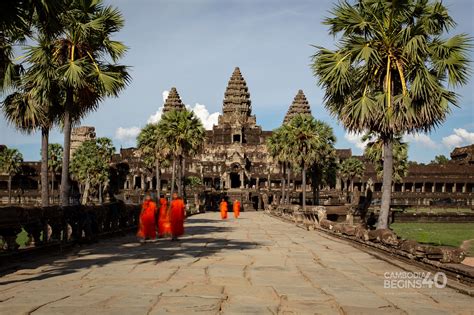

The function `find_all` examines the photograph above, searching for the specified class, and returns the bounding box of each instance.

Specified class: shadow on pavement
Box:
[0,216,261,284]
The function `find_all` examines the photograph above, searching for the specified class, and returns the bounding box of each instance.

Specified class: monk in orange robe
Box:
[220,199,228,219]
[170,192,185,240]
[233,199,240,218]
[137,194,157,240]
[158,195,171,237]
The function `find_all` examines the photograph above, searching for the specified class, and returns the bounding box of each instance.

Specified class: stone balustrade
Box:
[0,202,141,252]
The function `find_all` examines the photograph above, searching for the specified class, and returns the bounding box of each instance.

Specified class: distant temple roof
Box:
[450,144,474,165]
[222,67,252,118]
[283,90,312,124]
[163,87,185,113]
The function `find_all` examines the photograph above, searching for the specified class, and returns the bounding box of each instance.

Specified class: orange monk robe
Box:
[158,198,171,237]
[233,200,241,218]
[220,201,228,219]
[170,198,185,237]
[137,200,157,239]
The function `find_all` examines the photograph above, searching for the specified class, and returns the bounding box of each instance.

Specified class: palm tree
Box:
[157,109,205,199]
[312,0,471,228]
[137,123,169,199]
[285,114,324,211]
[46,0,130,206]
[0,147,23,205]
[48,143,63,203]
[339,157,365,192]
[364,134,408,183]
[266,126,290,204]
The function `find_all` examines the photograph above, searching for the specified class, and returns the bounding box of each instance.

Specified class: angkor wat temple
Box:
[1,67,474,209]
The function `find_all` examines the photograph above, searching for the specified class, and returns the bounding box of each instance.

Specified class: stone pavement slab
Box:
[1,212,473,314]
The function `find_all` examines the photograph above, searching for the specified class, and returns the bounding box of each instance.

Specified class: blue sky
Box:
[1,0,473,162]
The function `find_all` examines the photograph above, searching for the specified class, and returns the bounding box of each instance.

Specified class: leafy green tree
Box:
[157,109,205,199]
[48,143,63,203]
[71,138,114,205]
[267,125,292,204]
[430,155,449,164]
[285,114,328,210]
[364,134,408,183]
[312,0,471,228]
[42,0,130,206]
[0,147,23,204]
[339,157,365,192]
[137,123,170,198]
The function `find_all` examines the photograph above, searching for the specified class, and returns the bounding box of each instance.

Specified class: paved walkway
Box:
[0,213,473,314]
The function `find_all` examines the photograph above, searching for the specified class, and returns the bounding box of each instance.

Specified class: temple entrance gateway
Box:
[230,172,241,188]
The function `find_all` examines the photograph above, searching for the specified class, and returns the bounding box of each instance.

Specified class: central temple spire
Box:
[163,87,185,113]
[219,67,255,125]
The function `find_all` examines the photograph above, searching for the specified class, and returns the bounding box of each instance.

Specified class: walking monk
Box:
[170,192,185,241]
[137,194,157,240]
[233,199,241,218]
[158,195,171,237]
[220,198,228,219]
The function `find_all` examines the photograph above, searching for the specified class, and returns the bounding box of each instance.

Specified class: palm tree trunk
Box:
[181,157,186,200]
[302,163,306,211]
[40,127,49,207]
[170,156,177,201]
[287,164,291,204]
[8,175,12,205]
[377,140,393,229]
[51,171,55,204]
[99,182,103,204]
[155,159,161,199]
[82,178,90,205]
[177,156,183,197]
[60,99,72,207]
[281,163,286,205]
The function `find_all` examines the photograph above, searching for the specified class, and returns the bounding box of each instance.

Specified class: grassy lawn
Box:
[391,223,474,256]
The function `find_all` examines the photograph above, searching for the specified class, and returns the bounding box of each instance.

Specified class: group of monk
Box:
[137,192,185,242]
[219,198,240,219]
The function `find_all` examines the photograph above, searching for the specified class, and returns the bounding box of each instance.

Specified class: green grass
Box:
[391,223,474,256]
[402,207,473,213]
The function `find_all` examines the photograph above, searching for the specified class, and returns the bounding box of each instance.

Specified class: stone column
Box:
[442,183,446,193]
[240,171,244,189]
[402,183,405,192]
[411,183,415,192]
[463,183,467,193]
[452,184,456,193]
[422,182,425,193]
[391,184,395,193]
[432,182,436,193]
[256,178,260,190]
[141,176,145,190]
[335,176,341,191]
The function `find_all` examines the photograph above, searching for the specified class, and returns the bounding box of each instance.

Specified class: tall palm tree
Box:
[266,126,291,204]
[137,123,170,199]
[285,114,323,211]
[0,147,23,205]
[339,157,365,192]
[48,143,63,203]
[157,109,205,199]
[312,0,471,228]
[48,0,130,206]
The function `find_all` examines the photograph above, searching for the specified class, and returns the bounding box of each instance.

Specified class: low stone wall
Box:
[0,202,141,253]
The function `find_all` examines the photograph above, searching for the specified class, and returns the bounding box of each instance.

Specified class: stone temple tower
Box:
[163,87,185,114]
[283,89,312,124]
[218,67,257,127]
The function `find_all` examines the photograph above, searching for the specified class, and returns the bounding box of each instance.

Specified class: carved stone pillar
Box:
[335,176,341,191]
[422,182,425,193]
[432,182,436,193]
[442,183,446,193]
[256,177,260,190]
[463,183,467,193]
[240,171,244,189]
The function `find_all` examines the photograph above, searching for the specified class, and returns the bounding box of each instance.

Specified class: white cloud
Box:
[344,132,368,151]
[186,103,219,130]
[115,91,219,141]
[147,106,164,124]
[403,133,439,149]
[115,126,141,143]
[442,128,474,148]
